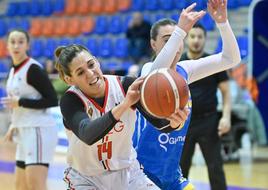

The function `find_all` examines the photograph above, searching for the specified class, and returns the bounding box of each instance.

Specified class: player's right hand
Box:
[177,3,206,33]
[125,77,144,107]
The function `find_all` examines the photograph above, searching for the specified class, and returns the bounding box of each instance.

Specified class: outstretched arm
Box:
[149,3,206,72]
[179,0,241,84]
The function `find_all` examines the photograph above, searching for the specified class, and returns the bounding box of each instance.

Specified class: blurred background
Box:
[0,0,267,189]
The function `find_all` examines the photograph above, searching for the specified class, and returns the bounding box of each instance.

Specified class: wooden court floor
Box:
[0,140,268,190]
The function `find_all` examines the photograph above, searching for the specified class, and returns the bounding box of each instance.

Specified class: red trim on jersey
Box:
[67,90,87,111]
[116,76,126,97]
[64,169,75,190]
[87,78,109,113]
[14,57,30,74]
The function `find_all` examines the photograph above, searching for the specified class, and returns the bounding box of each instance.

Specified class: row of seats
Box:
[131,0,252,11]
[64,0,131,15]
[0,11,216,38]
[30,37,129,59]
[6,0,65,17]
[30,17,94,37]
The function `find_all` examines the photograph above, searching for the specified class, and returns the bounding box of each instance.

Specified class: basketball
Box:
[140,68,189,118]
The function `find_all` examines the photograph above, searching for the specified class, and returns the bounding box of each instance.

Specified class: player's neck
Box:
[187,50,204,60]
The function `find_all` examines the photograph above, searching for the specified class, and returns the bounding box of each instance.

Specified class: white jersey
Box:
[6,57,55,128]
[66,75,137,176]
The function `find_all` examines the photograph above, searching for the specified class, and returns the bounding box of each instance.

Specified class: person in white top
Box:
[55,4,205,190]
[1,29,58,190]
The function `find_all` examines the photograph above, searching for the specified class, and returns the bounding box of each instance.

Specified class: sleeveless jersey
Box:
[66,75,137,176]
[6,58,55,128]
[133,64,192,185]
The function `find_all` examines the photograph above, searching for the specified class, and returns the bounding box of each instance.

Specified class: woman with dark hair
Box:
[1,29,58,190]
[55,4,204,189]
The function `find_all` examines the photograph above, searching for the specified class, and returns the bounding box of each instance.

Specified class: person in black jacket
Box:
[180,23,231,190]
[126,12,151,63]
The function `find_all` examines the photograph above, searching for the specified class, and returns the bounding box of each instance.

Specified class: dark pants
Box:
[180,112,227,190]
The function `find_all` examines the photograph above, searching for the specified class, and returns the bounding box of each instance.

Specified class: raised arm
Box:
[150,3,206,72]
[179,0,241,84]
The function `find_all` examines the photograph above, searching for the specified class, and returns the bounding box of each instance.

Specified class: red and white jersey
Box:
[6,58,55,128]
[66,75,137,176]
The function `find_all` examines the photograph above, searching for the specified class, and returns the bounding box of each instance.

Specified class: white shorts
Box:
[64,160,160,190]
[15,126,58,165]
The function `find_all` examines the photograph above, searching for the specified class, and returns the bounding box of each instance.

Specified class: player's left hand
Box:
[207,0,228,23]
[0,96,20,109]
[168,107,190,129]
[218,116,231,136]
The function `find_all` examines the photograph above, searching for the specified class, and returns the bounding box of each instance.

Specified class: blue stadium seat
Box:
[6,2,18,17]
[131,0,144,11]
[214,37,222,54]
[44,39,58,59]
[72,37,85,46]
[237,36,248,59]
[7,19,19,32]
[109,16,123,34]
[58,38,71,46]
[30,39,43,58]
[173,0,186,9]
[30,1,42,16]
[228,0,239,9]
[0,62,8,73]
[85,38,99,56]
[20,18,30,31]
[99,38,113,58]
[17,2,30,16]
[41,0,54,16]
[159,0,174,11]
[53,0,65,14]
[0,87,7,109]
[170,13,179,22]
[114,38,128,58]
[153,13,166,23]
[94,16,109,35]
[0,20,7,37]
[200,14,215,31]
[144,0,159,11]
[123,15,132,32]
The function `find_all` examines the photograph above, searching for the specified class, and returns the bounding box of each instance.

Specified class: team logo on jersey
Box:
[158,133,185,152]
[87,107,93,117]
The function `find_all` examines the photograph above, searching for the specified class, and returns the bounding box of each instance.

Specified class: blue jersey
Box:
[133,65,193,190]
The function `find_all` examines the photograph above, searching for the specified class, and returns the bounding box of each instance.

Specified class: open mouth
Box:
[89,77,99,85]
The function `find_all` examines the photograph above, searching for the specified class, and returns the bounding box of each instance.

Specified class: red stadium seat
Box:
[90,0,103,14]
[30,18,42,37]
[42,18,55,37]
[54,18,68,36]
[104,0,117,14]
[67,17,81,36]
[64,0,77,15]
[77,0,90,15]
[81,16,95,35]
[0,40,8,58]
[118,0,131,12]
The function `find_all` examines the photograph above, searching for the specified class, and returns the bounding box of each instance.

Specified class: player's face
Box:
[187,27,206,54]
[65,51,105,98]
[7,31,29,64]
[151,25,175,55]
[151,25,184,57]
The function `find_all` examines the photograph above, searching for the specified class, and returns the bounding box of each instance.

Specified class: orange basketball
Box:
[140,68,189,118]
